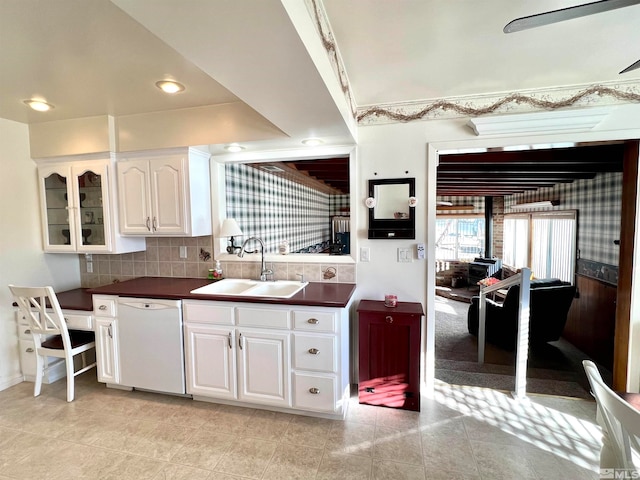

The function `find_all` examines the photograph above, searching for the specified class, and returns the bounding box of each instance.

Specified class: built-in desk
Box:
[14,287,94,383]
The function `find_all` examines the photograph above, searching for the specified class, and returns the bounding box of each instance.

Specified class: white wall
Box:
[0,118,81,391]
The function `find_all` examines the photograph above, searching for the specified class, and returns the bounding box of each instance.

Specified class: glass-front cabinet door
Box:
[42,168,72,250]
[39,161,111,252]
[74,167,107,249]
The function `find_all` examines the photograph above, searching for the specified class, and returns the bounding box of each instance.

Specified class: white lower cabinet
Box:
[184,324,236,399]
[237,329,290,407]
[93,296,120,384]
[94,318,119,384]
[183,300,350,418]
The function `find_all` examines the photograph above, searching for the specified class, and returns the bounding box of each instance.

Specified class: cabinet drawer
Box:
[17,324,34,340]
[15,310,38,326]
[292,310,336,333]
[19,339,37,376]
[236,306,290,329]
[293,334,337,373]
[63,313,93,331]
[93,296,117,317]
[293,372,337,413]
[183,301,234,325]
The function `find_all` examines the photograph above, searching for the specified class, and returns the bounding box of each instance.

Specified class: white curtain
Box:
[503,216,529,268]
[503,212,576,282]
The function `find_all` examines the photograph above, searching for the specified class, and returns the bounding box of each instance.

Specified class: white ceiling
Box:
[323,0,640,106]
[2,0,640,153]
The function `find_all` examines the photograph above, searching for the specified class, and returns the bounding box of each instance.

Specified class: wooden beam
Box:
[613,140,639,391]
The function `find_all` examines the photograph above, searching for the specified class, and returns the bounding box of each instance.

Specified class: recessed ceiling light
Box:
[155,80,185,94]
[24,99,54,112]
[302,138,324,146]
[224,144,245,153]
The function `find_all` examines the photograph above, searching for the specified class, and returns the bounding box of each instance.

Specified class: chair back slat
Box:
[583,360,640,469]
[9,285,69,339]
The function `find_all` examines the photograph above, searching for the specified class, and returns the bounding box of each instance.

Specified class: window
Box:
[436,216,485,260]
[503,211,577,283]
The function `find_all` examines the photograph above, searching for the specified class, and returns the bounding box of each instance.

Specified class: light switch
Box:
[360,247,370,262]
[179,246,187,259]
[417,243,425,260]
[398,248,412,262]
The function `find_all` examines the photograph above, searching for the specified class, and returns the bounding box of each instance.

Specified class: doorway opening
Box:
[433,141,625,398]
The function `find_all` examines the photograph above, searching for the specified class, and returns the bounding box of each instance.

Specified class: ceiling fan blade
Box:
[504,0,640,33]
[620,58,640,74]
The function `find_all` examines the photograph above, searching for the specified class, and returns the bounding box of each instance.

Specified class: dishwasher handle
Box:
[118,299,182,311]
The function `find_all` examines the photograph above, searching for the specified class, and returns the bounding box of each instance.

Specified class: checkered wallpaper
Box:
[505,171,622,266]
[226,163,348,253]
[330,195,350,216]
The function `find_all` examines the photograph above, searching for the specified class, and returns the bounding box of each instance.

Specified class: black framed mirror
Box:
[368,178,416,239]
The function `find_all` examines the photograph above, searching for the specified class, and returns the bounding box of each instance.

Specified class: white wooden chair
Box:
[583,360,640,470]
[9,285,96,402]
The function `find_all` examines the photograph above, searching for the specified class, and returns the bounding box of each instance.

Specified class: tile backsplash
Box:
[79,236,356,287]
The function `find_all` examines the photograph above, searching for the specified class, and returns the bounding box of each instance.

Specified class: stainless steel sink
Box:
[190,278,308,298]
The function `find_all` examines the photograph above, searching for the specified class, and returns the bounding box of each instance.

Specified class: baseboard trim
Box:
[0,373,24,392]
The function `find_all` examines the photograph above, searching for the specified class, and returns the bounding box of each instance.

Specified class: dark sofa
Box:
[467,279,577,350]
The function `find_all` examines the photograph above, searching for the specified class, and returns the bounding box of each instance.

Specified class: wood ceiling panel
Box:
[437,143,624,197]
[247,157,350,195]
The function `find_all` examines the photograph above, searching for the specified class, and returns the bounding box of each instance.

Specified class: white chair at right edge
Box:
[583,360,640,470]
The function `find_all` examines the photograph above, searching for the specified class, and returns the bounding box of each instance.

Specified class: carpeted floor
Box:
[434,294,611,399]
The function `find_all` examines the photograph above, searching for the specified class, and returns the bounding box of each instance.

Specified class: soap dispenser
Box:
[213,260,223,280]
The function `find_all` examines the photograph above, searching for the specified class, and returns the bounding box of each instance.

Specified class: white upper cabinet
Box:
[117,147,212,237]
[37,155,144,254]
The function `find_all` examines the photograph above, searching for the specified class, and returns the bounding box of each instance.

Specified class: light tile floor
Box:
[0,372,602,479]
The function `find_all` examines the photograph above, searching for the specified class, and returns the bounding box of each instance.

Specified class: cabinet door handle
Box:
[238,333,243,350]
[24,329,31,335]
[26,347,34,353]
[99,305,107,311]
[307,318,319,324]
[152,216,157,231]
[228,332,232,349]
[146,217,151,231]
[108,325,112,338]
[309,387,320,394]
[308,348,320,355]
[386,316,394,324]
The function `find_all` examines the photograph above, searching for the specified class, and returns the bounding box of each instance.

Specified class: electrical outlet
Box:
[360,247,370,262]
[179,246,187,259]
[86,262,93,273]
[398,247,412,262]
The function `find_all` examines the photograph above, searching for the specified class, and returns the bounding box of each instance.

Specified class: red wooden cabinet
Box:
[357,300,423,411]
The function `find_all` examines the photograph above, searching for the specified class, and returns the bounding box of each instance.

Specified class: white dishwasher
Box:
[117,298,186,394]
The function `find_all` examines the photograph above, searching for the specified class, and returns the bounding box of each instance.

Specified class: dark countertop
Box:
[87,277,356,308]
[14,287,94,312]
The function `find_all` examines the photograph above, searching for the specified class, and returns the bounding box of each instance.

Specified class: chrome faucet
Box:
[238,237,273,281]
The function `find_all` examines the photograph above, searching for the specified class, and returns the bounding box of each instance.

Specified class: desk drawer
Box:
[63,313,93,331]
